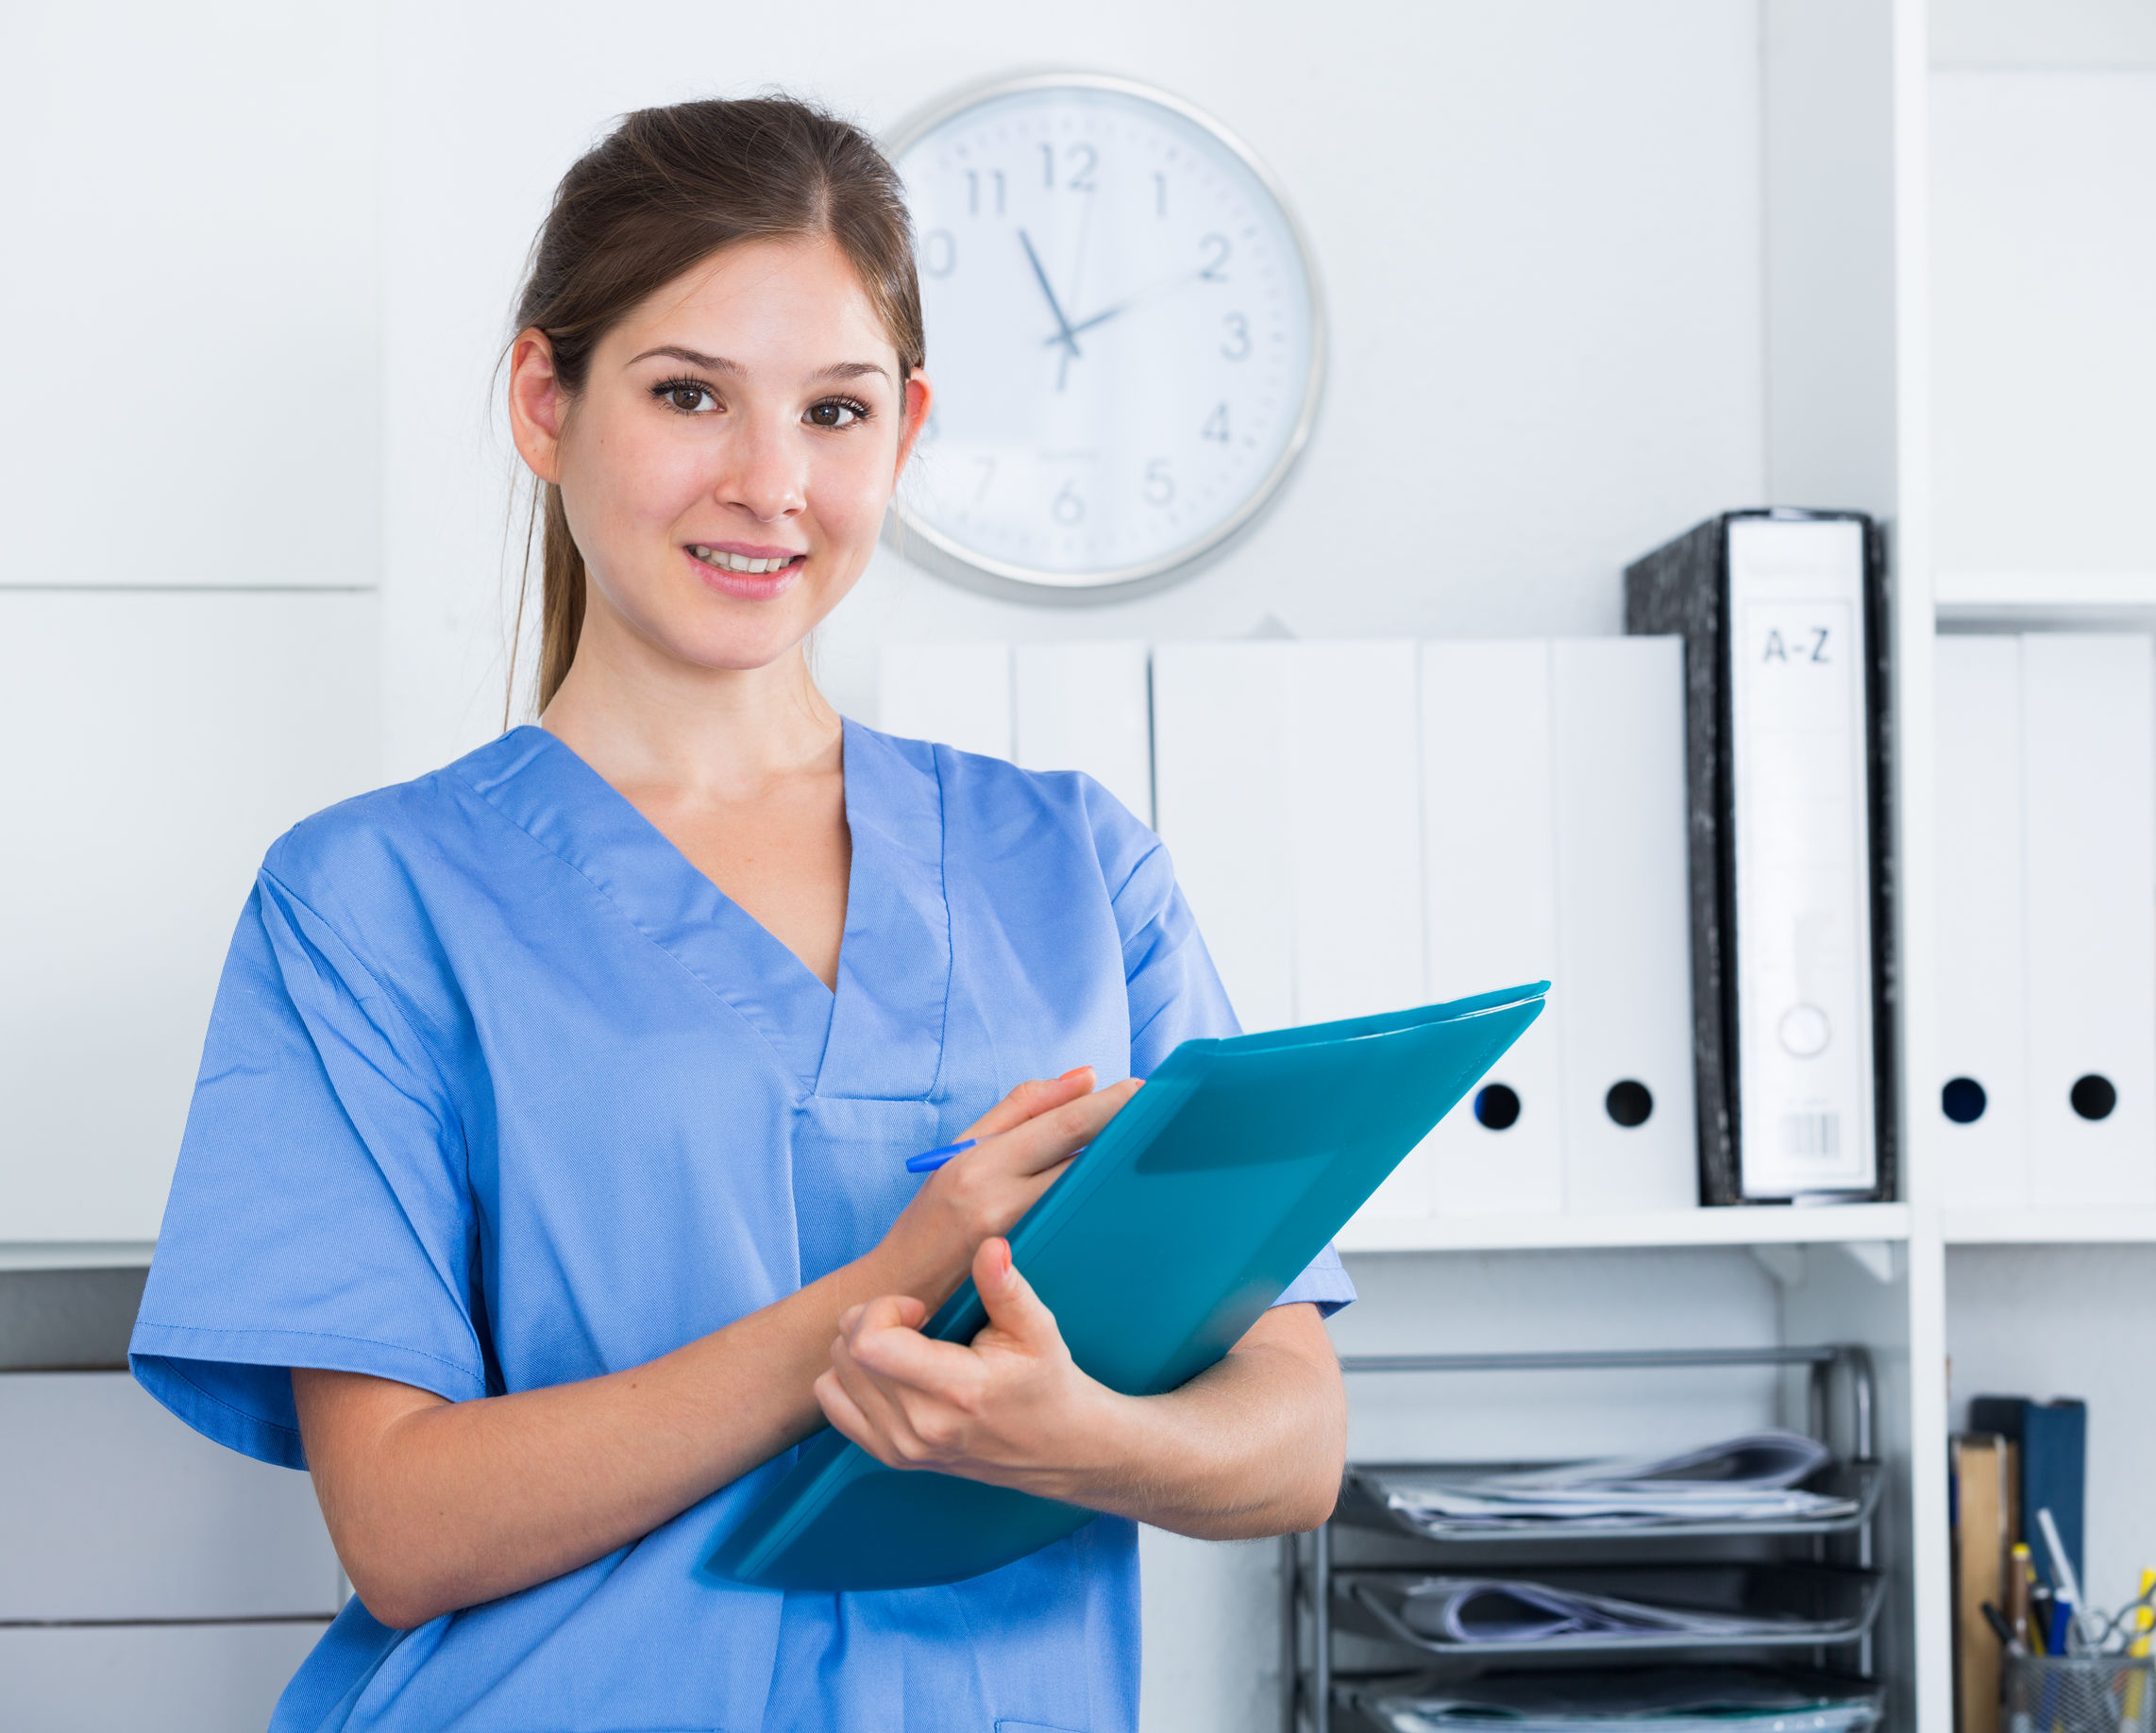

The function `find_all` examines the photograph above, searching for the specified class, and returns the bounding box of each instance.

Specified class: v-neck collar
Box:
[452,719,951,1102]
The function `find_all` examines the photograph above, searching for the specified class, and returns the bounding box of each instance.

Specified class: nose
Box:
[717,407,808,523]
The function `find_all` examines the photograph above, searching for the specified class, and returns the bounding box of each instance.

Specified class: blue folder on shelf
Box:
[703,980,1548,1592]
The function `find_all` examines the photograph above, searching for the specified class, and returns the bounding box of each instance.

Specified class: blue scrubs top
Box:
[130,720,1354,1733]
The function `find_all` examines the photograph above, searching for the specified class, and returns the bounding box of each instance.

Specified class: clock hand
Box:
[1018,228,1085,374]
[1044,268,1204,348]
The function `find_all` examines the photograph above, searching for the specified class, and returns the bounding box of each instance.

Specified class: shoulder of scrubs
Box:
[884,732,1356,1320]
[131,766,492,1470]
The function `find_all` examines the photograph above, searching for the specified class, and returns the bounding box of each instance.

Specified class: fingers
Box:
[814,1366,887,1457]
[986,1076,1141,1177]
[826,1294,982,1470]
[970,1237,1059,1351]
[835,1290,976,1394]
[828,1330,921,1455]
[839,1293,926,1337]
[963,1066,1096,1141]
[844,1316,980,1392]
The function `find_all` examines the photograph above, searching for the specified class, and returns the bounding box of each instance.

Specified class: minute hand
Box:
[1019,228,1084,360]
[1046,268,1204,348]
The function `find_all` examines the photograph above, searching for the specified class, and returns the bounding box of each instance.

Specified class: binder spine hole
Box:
[2070,1073,2118,1121]
[1941,1077,1988,1124]
[1473,1084,1521,1131]
[1604,1079,1654,1128]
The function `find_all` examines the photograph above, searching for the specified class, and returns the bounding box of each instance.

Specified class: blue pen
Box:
[904,1139,975,1174]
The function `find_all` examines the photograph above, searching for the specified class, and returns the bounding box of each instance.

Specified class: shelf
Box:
[0,1242,155,1273]
[1935,569,2156,623]
[1335,1203,1909,1253]
[1943,1207,2156,1246]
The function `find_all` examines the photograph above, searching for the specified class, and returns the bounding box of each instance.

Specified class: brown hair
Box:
[510,96,925,711]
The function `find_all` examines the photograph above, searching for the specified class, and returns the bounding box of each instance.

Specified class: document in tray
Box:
[1389,1576,1792,1644]
[1345,1666,1883,1733]
[1375,1430,1851,1531]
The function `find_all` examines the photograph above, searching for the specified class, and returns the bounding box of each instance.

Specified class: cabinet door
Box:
[1932,72,2156,572]
[0,1372,340,1621]
[1152,644,1295,1034]
[0,7,377,590]
[0,591,380,1243]
[0,1623,328,1733]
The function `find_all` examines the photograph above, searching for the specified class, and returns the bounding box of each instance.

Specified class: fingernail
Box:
[1059,1065,1090,1080]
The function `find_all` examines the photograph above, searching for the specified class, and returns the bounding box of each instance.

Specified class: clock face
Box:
[887,76,1323,595]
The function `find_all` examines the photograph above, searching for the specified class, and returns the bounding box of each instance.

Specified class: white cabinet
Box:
[0,6,378,592]
[0,1373,339,1622]
[0,1623,327,1733]
[0,592,379,1245]
[0,1371,336,1732]
[1930,71,2156,576]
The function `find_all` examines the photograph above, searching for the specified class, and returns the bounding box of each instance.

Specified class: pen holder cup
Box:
[2007,1653,2156,1733]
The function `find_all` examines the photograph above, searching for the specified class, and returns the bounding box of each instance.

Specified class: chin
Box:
[666,614,819,677]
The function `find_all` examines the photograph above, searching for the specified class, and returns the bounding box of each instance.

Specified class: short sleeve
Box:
[1103,815,1356,1320]
[129,869,487,1470]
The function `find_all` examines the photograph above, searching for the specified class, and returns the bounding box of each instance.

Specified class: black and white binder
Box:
[1624,511,1895,1205]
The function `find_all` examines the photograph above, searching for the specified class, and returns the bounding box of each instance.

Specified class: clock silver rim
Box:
[880,69,1327,600]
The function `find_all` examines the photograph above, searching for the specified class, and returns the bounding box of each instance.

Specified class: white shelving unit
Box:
[1936,571,2156,615]
[1333,8,2154,1731]
[1943,1207,2156,1246]
[1336,1204,1912,1255]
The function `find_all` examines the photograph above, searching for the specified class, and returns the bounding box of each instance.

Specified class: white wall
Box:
[379,0,1769,772]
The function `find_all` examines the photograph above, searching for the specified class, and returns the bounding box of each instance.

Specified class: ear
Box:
[507,328,569,484]
[893,367,934,476]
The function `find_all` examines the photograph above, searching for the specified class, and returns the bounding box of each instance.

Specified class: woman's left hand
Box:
[814,1236,1122,1501]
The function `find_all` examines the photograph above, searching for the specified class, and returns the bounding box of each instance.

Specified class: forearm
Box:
[1052,1330,1347,1539]
[298,1073,1126,1627]
[296,1251,926,1627]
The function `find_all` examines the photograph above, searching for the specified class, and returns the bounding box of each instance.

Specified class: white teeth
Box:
[693,546,794,575]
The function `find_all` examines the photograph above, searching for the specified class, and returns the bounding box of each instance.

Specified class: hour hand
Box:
[1019,227,1084,361]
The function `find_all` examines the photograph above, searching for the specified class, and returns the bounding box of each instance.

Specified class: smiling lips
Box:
[689,544,802,576]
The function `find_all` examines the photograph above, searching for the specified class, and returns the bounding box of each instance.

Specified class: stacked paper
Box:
[1346,1666,1882,1733]
[1390,1577,1782,1644]
[1373,1431,1852,1533]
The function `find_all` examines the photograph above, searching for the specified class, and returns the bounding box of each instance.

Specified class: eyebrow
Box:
[626,345,891,384]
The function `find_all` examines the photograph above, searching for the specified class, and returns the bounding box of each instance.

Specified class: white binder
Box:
[1284,643,1426,1027]
[1411,640,1565,1217]
[1013,642,1154,825]
[2021,633,2156,1207]
[1150,643,1295,1034]
[1550,637,1699,1213]
[876,642,1013,758]
[1725,517,1878,1197]
[1933,635,2029,1209]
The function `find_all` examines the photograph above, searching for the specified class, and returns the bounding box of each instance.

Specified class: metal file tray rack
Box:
[1282,1344,1884,1733]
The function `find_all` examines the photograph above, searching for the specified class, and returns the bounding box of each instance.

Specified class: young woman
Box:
[130,96,1352,1733]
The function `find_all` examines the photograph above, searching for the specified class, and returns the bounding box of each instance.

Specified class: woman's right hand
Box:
[869,1068,1141,1310]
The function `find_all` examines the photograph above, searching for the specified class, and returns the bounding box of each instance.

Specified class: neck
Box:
[536,598,840,802]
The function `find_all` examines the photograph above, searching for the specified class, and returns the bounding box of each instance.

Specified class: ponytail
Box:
[536,482,586,712]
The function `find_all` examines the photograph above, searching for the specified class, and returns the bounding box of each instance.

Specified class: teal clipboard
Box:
[702,980,1548,1592]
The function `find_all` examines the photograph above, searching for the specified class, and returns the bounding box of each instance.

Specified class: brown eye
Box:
[667,384,713,413]
[806,398,866,429]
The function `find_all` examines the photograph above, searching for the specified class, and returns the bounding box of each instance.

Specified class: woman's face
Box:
[510,235,929,679]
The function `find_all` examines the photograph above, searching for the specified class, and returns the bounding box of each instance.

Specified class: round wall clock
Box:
[885,73,1325,599]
